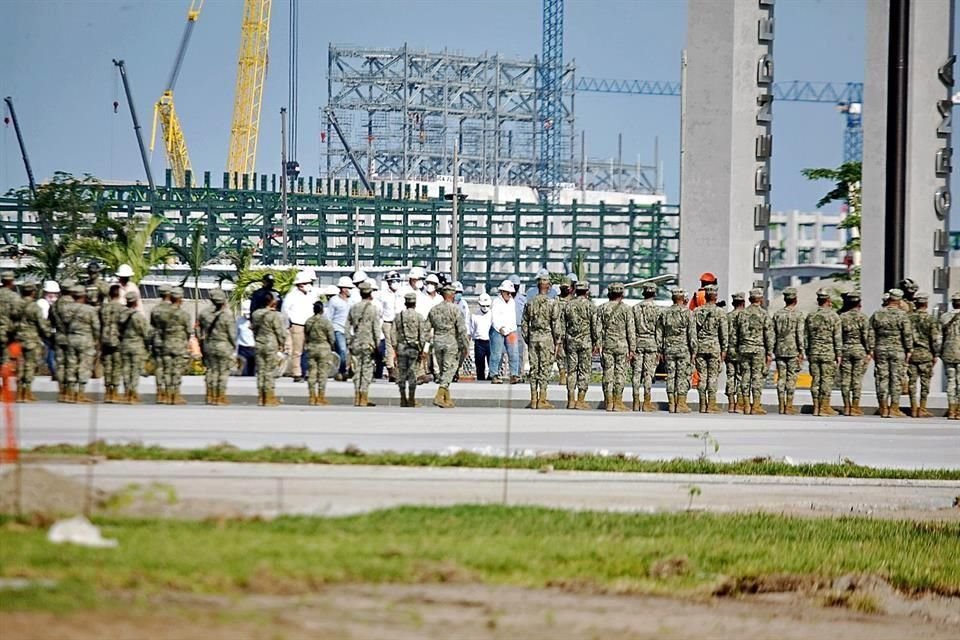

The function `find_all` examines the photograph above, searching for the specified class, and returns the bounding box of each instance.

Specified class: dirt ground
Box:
[4,580,960,640]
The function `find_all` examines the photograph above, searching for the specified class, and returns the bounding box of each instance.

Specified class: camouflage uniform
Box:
[631,285,661,412]
[118,292,151,402]
[561,283,595,410]
[49,280,75,396]
[724,293,746,411]
[14,286,50,401]
[198,289,236,406]
[521,280,561,409]
[805,292,842,416]
[99,295,124,402]
[906,293,942,418]
[0,273,24,367]
[658,291,698,413]
[940,292,960,419]
[693,288,727,413]
[393,294,429,407]
[839,295,870,416]
[868,290,913,417]
[63,286,100,401]
[304,307,336,406]
[593,283,635,412]
[555,279,574,385]
[347,286,381,406]
[149,287,172,402]
[771,289,805,414]
[161,290,191,405]
[732,289,774,414]
[252,304,287,405]
[428,288,469,409]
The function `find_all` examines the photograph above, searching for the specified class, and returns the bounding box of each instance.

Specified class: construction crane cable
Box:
[288,0,299,162]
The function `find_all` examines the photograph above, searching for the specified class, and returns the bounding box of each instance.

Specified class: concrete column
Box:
[680,0,774,297]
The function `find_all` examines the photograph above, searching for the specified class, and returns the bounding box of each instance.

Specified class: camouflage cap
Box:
[69,284,85,297]
[403,292,418,303]
[671,287,686,297]
[749,287,765,298]
[0,270,14,281]
[782,287,798,298]
[816,287,831,298]
[887,288,904,300]
[703,284,718,293]
[913,291,929,303]
[641,282,657,293]
[575,280,590,291]
[844,291,861,302]
[60,278,77,290]
[209,288,226,304]
[731,291,746,301]
[157,283,171,296]
[169,286,184,299]
[357,280,373,293]
[882,292,891,302]
[20,282,37,293]
[440,283,456,294]
[951,291,960,302]
[124,291,139,303]
[607,282,625,293]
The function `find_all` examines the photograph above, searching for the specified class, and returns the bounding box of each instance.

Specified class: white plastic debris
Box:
[783,456,797,466]
[47,516,118,549]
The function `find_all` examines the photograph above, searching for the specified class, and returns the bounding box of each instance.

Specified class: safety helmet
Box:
[43,280,60,294]
[699,272,717,284]
[453,280,464,293]
[336,276,355,289]
[365,278,377,290]
[408,266,425,280]
[116,264,135,278]
[478,293,492,306]
[294,271,313,285]
[535,268,550,281]
[385,270,402,282]
[508,274,521,286]
[498,280,516,294]
[351,269,368,283]
[425,273,440,285]
[565,272,578,283]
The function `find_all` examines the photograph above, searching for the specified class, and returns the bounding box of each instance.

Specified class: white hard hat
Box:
[116,264,134,278]
[294,271,313,285]
[535,268,550,280]
[365,278,377,289]
[43,280,60,294]
[566,272,578,283]
[498,279,516,293]
[408,266,425,280]
[301,267,317,281]
[351,269,368,283]
[478,293,492,305]
[453,280,464,293]
[336,276,355,289]
[425,273,440,285]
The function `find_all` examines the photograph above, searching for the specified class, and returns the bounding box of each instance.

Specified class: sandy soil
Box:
[4,581,960,640]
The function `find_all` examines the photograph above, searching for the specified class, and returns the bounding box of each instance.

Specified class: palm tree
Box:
[69,215,173,282]
[172,222,211,320]
[18,239,75,281]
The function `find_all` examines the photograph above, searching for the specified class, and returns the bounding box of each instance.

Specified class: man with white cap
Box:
[348,269,368,304]
[489,279,521,384]
[469,292,493,380]
[282,270,316,381]
[114,264,142,313]
[326,276,355,380]
[380,270,403,381]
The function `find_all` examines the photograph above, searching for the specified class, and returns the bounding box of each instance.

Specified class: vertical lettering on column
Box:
[753,0,774,278]
[934,54,955,294]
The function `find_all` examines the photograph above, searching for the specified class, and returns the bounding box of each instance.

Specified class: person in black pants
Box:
[469,293,493,380]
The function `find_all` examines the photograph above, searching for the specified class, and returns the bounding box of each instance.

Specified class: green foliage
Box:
[172,222,211,318]
[69,215,173,282]
[801,161,862,284]
[228,267,299,310]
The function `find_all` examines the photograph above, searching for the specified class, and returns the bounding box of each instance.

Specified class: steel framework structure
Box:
[325,44,586,192]
[538,0,564,200]
[0,179,678,293]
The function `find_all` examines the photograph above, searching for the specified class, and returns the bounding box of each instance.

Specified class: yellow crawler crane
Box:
[226,0,272,186]
[150,0,203,188]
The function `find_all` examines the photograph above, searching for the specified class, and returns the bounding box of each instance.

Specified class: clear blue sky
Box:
[0,0,942,214]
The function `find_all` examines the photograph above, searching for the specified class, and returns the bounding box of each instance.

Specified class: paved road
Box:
[24,461,960,519]
[15,401,960,469]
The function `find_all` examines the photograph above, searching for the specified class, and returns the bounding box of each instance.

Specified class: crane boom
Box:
[150,0,203,188]
[3,97,37,199]
[227,0,272,186]
[113,59,155,190]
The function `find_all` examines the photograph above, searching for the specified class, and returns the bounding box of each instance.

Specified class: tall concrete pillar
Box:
[861,0,955,307]
[680,0,774,297]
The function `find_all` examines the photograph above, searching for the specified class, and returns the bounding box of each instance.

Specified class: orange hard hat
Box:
[699,272,717,284]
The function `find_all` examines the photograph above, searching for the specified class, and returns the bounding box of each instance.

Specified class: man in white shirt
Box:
[282,271,317,381]
[236,299,256,376]
[325,276,355,380]
[379,270,403,381]
[348,269,368,304]
[469,292,493,380]
[421,273,442,316]
[490,280,521,383]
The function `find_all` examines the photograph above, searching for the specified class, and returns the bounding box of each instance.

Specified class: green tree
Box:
[69,215,173,282]
[801,161,861,283]
[172,222,214,321]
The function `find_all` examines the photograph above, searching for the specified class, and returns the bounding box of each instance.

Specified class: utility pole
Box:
[450,142,459,282]
[353,205,361,268]
[281,107,288,264]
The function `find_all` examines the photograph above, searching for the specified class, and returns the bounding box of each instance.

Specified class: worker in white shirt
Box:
[422,273,442,314]
[38,280,60,377]
[380,270,403,381]
[236,299,256,376]
[469,292,493,380]
[282,271,317,381]
[490,280,521,384]
[115,263,143,314]
[348,269,368,304]
[326,276,355,380]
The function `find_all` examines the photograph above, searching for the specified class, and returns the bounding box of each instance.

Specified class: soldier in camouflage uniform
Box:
[771,287,805,415]
[659,287,698,413]
[521,272,561,409]
[150,284,172,403]
[62,285,100,403]
[839,292,870,416]
[50,278,75,401]
[393,292,430,408]
[631,283,661,412]
[868,289,913,418]
[119,290,151,403]
[724,292,746,412]
[693,284,727,413]
[896,278,918,399]
[732,288,774,415]
[304,300,336,406]
[84,262,111,307]
[161,287,191,405]
[593,282,635,412]
[14,283,51,402]
[428,284,469,409]
[99,284,124,403]
[940,291,960,420]
[805,288,842,417]
[561,280,595,410]
[907,292,942,418]
[0,271,24,368]
[555,275,575,386]
[198,288,236,406]
[347,281,381,407]
[252,293,287,406]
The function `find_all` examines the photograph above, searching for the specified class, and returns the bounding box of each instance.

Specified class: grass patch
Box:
[25,443,960,481]
[1,506,958,612]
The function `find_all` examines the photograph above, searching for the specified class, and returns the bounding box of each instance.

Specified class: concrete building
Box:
[768,210,849,289]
